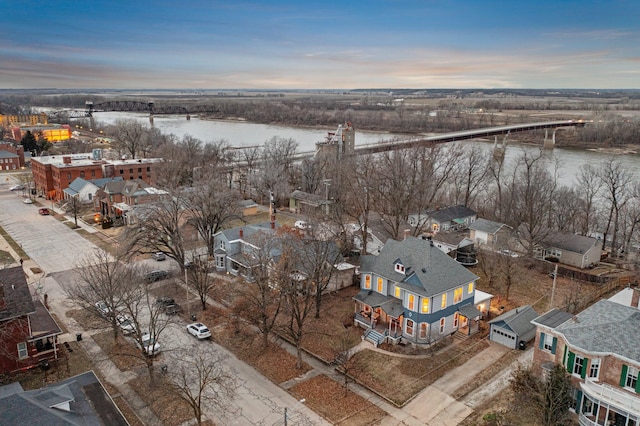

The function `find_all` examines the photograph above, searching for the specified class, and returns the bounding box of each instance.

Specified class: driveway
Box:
[0,188,328,425]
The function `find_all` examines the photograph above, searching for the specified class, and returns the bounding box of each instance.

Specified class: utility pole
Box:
[550,264,558,309]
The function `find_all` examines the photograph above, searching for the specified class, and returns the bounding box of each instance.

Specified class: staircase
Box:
[453,330,471,342]
[364,329,385,347]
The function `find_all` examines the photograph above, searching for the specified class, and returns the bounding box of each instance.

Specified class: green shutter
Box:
[575,390,582,412]
[563,345,568,369]
[567,352,575,374]
[620,365,628,387]
[551,337,557,355]
[539,332,545,350]
[636,373,640,394]
[581,357,588,379]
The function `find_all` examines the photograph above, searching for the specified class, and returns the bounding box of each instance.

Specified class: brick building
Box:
[531,293,640,426]
[0,142,25,169]
[31,151,162,200]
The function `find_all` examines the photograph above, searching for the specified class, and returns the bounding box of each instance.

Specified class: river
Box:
[68,111,640,188]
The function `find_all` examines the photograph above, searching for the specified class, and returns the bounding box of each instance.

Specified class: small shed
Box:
[238,199,258,217]
[488,305,539,349]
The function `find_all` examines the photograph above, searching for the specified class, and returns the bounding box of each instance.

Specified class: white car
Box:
[117,314,136,335]
[186,322,211,340]
[152,252,166,261]
[23,198,33,204]
[294,220,309,230]
[95,301,114,318]
[136,333,161,356]
[10,184,24,191]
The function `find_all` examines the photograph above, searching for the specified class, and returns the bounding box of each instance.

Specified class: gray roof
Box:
[218,222,278,242]
[532,308,574,329]
[0,150,18,159]
[554,299,640,363]
[238,199,257,208]
[427,205,477,223]
[459,303,482,319]
[361,237,479,297]
[0,266,36,321]
[0,370,128,425]
[290,190,325,206]
[469,218,509,234]
[540,232,598,254]
[91,177,123,188]
[489,305,539,339]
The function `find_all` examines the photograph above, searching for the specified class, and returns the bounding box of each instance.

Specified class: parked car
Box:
[294,220,309,230]
[38,208,50,215]
[152,252,166,261]
[95,301,114,318]
[23,198,33,204]
[499,249,519,258]
[117,314,136,335]
[156,297,180,315]
[186,322,211,339]
[9,184,24,191]
[136,333,161,356]
[145,270,169,283]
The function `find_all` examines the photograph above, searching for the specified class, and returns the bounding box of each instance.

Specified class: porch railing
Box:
[582,378,640,417]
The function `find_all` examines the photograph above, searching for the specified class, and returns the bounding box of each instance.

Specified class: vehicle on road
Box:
[38,208,51,215]
[186,322,211,339]
[136,333,161,356]
[145,270,169,283]
[23,198,33,204]
[499,249,519,258]
[152,252,166,261]
[117,314,136,335]
[10,184,25,191]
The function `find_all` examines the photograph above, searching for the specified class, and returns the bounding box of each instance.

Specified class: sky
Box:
[1,0,639,90]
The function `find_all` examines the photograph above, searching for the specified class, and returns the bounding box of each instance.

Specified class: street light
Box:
[284,398,306,426]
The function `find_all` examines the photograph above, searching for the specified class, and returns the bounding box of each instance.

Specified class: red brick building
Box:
[0,266,62,374]
[31,151,161,200]
[0,142,25,169]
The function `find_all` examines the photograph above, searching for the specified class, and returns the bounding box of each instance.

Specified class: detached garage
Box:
[488,305,539,349]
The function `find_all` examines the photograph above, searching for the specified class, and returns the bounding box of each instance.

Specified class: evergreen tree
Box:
[21,130,38,153]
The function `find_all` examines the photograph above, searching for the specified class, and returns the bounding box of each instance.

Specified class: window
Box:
[573,355,585,377]
[395,263,405,274]
[138,167,142,172]
[589,359,600,379]
[80,171,85,178]
[219,240,225,250]
[120,170,124,174]
[623,366,638,390]
[441,293,447,309]
[91,170,96,177]
[453,312,459,328]
[454,287,463,303]
[216,255,225,269]
[147,167,150,172]
[408,294,415,311]
[364,275,371,289]
[421,298,429,313]
[377,277,383,293]
[405,319,414,336]
[468,282,474,294]
[67,172,71,179]
[394,285,401,298]
[439,317,446,333]
[129,168,133,173]
[419,323,428,338]
[17,342,28,359]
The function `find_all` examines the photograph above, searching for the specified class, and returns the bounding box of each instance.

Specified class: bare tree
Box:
[449,144,490,207]
[598,157,632,255]
[166,347,238,425]
[65,249,134,341]
[64,196,83,228]
[231,232,284,348]
[277,234,318,369]
[123,192,188,266]
[109,118,150,160]
[186,262,217,311]
[576,163,603,236]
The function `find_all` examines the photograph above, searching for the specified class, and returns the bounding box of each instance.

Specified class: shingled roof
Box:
[361,236,478,297]
[0,266,35,322]
[554,299,640,363]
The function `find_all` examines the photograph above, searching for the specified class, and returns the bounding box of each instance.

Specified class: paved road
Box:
[0,184,328,426]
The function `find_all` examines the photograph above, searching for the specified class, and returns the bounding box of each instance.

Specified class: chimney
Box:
[631,287,640,309]
[239,228,243,239]
[403,229,411,240]
[62,156,71,164]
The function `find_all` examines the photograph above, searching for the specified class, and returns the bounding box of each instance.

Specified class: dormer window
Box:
[394,262,405,274]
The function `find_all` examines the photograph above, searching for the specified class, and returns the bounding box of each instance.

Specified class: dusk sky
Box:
[1,0,638,90]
